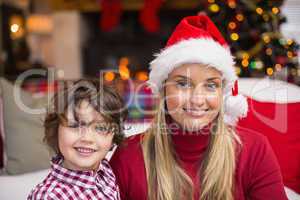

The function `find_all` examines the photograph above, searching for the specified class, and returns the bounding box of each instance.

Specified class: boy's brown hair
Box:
[44,79,128,155]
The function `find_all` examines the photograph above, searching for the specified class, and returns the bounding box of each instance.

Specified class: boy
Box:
[28,79,127,200]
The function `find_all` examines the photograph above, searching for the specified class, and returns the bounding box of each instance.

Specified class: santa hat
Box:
[148,15,248,125]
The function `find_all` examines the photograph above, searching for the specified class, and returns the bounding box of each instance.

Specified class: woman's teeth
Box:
[184,108,208,116]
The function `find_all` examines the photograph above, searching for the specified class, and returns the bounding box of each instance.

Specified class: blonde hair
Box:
[141,91,241,200]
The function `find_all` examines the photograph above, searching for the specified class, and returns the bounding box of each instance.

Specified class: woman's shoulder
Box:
[235,127,276,167]
[120,132,145,151]
[235,127,269,148]
[110,132,146,163]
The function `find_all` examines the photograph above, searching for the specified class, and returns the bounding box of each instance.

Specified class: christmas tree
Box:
[204,0,299,84]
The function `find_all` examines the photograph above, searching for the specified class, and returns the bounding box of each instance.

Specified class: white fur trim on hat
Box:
[224,94,249,125]
[148,38,237,93]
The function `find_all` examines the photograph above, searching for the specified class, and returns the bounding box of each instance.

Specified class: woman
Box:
[110,15,288,200]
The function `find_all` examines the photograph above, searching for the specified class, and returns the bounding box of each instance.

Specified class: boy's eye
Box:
[65,121,86,129]
[93,123,111,134]
[66,123,80,128]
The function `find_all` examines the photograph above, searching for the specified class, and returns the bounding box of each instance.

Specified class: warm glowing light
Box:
[104,72,115,82]
[208,0,215,3]
[119,66,130,80]
[287,39,293,45]
[230,33,239,41]
[9,15,24,39]
[235,67,241,75]
[267,68,274,76]
[228,22,237,30]
[209,4,220,13]
[256,7,263,15]
[236,14,244,21]
[242,59,249,67]
[119,57,129,66]
[287,51,293,58]
[136,71,148,81]
[26,15,53,34]
[263,35,271,43]
[272,7,279,14]
[228,0,236,9]
[10,24,19,33]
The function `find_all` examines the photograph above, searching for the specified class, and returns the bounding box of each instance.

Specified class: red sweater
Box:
[110,126,288,200]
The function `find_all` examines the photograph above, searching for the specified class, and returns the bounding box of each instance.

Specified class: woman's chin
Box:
[182,121,209,132]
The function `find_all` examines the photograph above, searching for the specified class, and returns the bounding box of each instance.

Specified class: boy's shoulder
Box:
[27,174,57,200]
[27,172,73,200]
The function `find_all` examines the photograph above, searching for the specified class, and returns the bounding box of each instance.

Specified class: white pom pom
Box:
[223,94,248,125]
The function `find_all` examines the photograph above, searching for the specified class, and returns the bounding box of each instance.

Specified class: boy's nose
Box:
[79,126,93,137]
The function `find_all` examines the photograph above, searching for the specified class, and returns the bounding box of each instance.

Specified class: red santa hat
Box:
[148,15,248,125]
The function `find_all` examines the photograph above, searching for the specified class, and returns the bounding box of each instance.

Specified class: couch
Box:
[0,77,299,200]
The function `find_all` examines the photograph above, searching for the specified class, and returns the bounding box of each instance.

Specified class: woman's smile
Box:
[183,107,209,118]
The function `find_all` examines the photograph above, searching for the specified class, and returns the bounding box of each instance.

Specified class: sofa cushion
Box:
[237,98,300,194]
[0,78,51,174]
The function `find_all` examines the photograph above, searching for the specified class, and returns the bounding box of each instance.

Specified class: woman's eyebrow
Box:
[206,77,222,81]
[169,75,221,82]
[171,75,191,80]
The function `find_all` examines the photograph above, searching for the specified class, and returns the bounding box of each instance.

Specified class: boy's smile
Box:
[58,100,114,171]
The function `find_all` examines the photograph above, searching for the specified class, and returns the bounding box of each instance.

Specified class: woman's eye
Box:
[205,82,219,90]
[176,81,192,88]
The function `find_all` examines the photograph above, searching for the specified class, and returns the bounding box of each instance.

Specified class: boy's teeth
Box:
[76,148,95,153]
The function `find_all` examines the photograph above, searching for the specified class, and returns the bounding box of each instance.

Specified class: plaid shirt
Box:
[27,156,120,200]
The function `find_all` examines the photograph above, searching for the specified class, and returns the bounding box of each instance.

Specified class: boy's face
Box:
[58,100,114,171]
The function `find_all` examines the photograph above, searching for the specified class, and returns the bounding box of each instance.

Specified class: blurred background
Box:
[1,2,300,198]
[0,0,300,122]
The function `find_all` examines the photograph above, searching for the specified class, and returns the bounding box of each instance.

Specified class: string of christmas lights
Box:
[205,0,299,83]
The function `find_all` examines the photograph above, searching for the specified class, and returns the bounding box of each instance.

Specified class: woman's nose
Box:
[189,86,206,106]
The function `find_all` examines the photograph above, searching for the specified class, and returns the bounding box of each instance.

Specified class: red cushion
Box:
[237,97,300,193]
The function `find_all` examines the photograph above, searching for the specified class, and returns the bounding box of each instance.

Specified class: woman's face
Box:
[58,100,114,171]
[165,63,223,131]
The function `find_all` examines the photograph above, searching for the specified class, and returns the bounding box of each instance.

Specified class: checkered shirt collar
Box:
[50,155,118,190]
